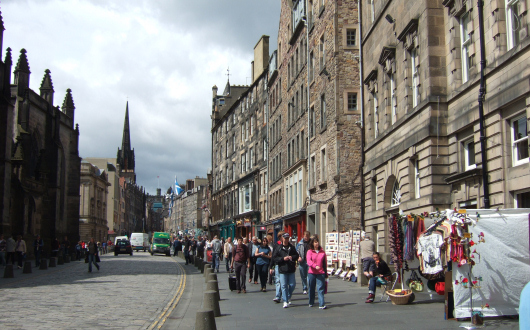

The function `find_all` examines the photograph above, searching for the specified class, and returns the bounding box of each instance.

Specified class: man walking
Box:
[272,232,299,308]
[211,235,222,272]
[223,237,234,271]
[87,237,100,273]
[271,230,284,303]
[297,231,311,294]
[231,237,249,293]
[183,237,191,265]
[197,236,205,260]
[33,235,44,267]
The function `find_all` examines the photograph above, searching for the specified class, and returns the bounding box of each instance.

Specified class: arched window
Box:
[391,180,401,207]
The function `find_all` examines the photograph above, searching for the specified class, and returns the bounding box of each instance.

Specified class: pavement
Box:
[165,255,519,330]
[0,251,183,329]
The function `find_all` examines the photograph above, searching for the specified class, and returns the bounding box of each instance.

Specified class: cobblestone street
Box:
[0,253,182,329]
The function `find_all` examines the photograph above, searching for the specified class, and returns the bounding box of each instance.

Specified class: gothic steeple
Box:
[117,101,135,182]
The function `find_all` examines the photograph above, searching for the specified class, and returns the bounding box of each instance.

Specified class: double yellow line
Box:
[148,259,187,329]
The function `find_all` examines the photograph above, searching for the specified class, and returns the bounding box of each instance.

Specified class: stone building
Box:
[210,36,270,241]
[0,11,81,254]
[146,189,166,233]
[83,158,121,237]
[268,0,363,243]
[361,0,530,253]
[79,161,110,243]
[168,177,207,236]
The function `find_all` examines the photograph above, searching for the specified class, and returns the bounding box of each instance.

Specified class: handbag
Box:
[407,270,424,292]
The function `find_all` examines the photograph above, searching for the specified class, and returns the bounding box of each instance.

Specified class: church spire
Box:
[117,101,135,182]
[122,101,131,152]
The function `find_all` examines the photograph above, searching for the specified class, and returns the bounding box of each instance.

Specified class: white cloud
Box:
[2,0,280,193]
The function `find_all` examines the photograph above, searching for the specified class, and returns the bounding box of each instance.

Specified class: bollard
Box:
[57,255,64,265]
[203,290,220,317]
[204,267,213,282]
[199,259,205,273]
[64,254,70,263]
[206,280,220,301]
[195,309,217,330]
[3,264,14,278]
[48,258,56,268]
[194,256,198,267]
[207,273,218,283]
[23,261,32,274]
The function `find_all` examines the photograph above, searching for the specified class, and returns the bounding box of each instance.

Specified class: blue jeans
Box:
[308,273,326,307]
[225,252,232,271]
[279,272,296,303]
[88,254,99,272]
[212,253,220,271]
[368,276,383,294]
[274,265,282,299]
[299,261,308,291]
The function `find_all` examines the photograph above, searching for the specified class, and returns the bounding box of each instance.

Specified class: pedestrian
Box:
[0,234,6,267]
[297,231,311,294]
[271,230,284,303]
[173,238,179,257]
[197,237,205,260]
[87,237,100,273]
[365,252,392,303]
[211,235,222,272]
[33,235,44,267]
[51,238,59,257]
[190,237,197,257]
[15,235,27,269]
[306,236,327,309]
[266,234,274,285]
[230,237,249,293]
[183,236,191,265]
[255,237,272,292]
[75,241,82,261]
[223,237,234,272]
[248,236,260,284]
[102,241,107,254]
[272,232,299,308]
[360,234,376,279]
[62,236,70,258]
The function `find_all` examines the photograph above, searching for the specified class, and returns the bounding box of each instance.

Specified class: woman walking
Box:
[255,237,272,292]
[87,238,100,273]
[306,236,327,309]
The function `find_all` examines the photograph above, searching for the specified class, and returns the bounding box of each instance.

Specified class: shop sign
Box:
[236,220,243,226]
[274,223,283,230]
[244,220,251,227]
[258,226,266,232]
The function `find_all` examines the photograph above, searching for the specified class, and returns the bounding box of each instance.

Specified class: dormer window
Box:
[219,98,225,105]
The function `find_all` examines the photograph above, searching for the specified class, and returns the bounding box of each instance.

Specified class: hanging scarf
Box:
[404,220,415,261]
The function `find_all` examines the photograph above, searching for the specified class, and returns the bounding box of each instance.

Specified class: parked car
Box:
[114,240,133,256]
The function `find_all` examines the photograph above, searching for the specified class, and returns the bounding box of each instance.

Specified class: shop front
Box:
[234,210,259,240]
[281,210,306,243]
[256,225,267,240]
[219,219,235,240]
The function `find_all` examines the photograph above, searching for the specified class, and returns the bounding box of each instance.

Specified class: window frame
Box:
[391,180,401,207]
[506,0,521,50]
[515,188,530,208]
[411,48,419,107]
[346,28,357,47]
[511,115,529,167]
[460,12,471,83]
[414,159,420,199]
[463,139,477,171]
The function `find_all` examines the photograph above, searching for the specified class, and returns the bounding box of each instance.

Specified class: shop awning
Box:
[279,209,306,222]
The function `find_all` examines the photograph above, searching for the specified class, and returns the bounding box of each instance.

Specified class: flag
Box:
[175,176,184,195]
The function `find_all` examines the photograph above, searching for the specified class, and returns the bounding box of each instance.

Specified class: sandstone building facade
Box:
[361,0,530,253]
[268,0,363,243]
[79,161,110,243]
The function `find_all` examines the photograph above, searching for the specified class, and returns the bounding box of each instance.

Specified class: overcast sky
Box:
[2,0,280,195]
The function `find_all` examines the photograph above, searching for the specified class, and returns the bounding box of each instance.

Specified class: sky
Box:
[2,0,281,195]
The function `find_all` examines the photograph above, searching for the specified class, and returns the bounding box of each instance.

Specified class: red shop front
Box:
[282,210,306,244]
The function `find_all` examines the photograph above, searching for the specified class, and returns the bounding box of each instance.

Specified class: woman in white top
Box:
[223,237,234,271]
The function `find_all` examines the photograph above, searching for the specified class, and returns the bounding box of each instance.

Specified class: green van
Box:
[150,232,171,256]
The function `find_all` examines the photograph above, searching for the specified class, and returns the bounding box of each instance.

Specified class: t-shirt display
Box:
[417,233,444,275]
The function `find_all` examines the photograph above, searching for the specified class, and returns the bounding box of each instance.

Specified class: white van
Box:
[130,233,149,252]
[114,236,128,245]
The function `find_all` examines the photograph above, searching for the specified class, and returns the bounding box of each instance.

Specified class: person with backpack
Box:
[211,235,222,272]
[296,231,311,294]
[272,232,299,308]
